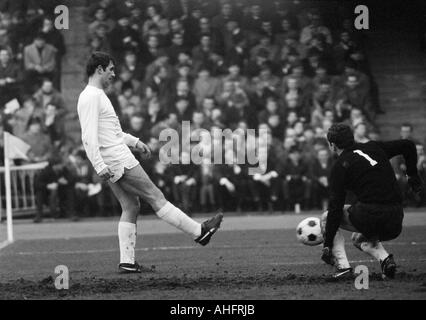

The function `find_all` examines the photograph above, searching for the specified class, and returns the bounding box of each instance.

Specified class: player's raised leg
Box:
[117,165,223,246]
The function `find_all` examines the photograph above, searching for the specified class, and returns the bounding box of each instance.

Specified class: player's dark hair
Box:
[327,123,355,149]
[86,51,115,78]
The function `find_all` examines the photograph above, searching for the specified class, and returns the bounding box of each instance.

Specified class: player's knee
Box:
[351,232,366,249]
[123,202,140,216]
[380,225,402,242]
[394,225,402,239]
[351,233,381,251]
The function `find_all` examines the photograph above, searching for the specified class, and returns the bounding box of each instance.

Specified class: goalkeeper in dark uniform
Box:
[321,123,423,279]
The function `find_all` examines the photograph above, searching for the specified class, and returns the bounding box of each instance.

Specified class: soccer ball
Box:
[296,217,324,246]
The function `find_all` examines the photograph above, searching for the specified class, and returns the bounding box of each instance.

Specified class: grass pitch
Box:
[1,212,426,299]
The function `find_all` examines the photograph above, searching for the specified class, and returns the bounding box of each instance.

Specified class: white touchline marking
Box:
[270,258,426,266]
[11,245,196,256]
[5,242,426,257]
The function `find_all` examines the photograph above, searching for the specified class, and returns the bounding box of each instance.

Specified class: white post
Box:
[4,132,14,243]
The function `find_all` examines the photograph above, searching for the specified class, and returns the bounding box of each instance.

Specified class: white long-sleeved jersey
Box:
[77,85,139,174]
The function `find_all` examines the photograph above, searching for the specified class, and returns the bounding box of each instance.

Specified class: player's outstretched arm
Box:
[323,162,347,250]
[376,140,417,175]
[376,140,423,194]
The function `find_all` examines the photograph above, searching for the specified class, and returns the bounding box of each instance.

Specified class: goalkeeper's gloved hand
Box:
[321,247,335,266]
[408,175,423,196]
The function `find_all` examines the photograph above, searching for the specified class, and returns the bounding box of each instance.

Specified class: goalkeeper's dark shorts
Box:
[348,202,404,241]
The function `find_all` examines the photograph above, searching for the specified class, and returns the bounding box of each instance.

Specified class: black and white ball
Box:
[296,217,324,246]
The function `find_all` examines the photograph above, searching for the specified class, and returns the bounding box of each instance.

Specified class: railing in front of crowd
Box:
[0,162,48,221]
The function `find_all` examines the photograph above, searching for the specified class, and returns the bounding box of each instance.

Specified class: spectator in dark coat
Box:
[211,2,236,36]
[241,4,263,41]
[127,112,151,143]
[166,32,189,65]
[336,74,373,120]
[192,34,216,68]
[42,103,65,146]
[33,155,77,223]
[33,78,66,111]
[121,50,144,81]
[88,23,112,54]
[66,149,96,217]
[170,151,199,215]
[88,7,115,37]
[40,16,65,89]
[108,14,140,63]
[278,146,311,211]
[310,148,332,210]
[213,161,238,212]
[0,48,21,106]
[22,116,53,162]
[174,97,193,122]
[169,79,197,113]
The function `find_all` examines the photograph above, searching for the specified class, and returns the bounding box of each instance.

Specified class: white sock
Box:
[118,221,137,264]
[332,231,351,269]
[156,201,201,238]
[360,241,389,262]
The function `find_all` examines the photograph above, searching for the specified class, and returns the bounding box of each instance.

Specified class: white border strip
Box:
[7,242,426,257]
[271,258,426,266]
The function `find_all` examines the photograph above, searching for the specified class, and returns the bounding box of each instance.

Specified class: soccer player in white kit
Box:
[77,52,223,273]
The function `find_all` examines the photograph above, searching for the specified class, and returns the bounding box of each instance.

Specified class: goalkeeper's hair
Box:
[327,123,355,149]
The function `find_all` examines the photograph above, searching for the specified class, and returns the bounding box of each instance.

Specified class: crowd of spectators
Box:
[0,1,75,221]
[0,0,425,222]
[0,0,67,150]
